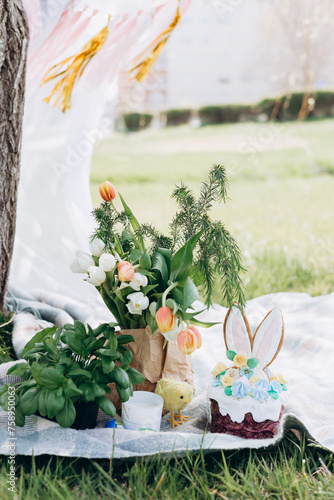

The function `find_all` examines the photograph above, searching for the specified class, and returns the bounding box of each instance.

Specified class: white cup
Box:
[122,391,164,431]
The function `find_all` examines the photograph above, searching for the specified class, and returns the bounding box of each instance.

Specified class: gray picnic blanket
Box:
[0,290,333,459]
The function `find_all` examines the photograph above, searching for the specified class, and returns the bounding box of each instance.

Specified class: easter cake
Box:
[207,305,287,439]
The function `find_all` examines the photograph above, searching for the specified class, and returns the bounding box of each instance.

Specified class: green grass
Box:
[91,119,334,303]
[0,433,333,499]
[1,119,334,497]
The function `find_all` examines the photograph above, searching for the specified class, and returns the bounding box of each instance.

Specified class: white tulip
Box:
[87,266,106,286]
[149,301,157,316]
[89,238,105,257]
[99,253,116,272]
[161,321,182,341]
[126,292,149,315]
[70,251,95,274]
[129,272,148,291]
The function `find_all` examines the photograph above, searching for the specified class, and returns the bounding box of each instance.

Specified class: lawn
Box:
[1,119,334,498]
[91,118,334,303]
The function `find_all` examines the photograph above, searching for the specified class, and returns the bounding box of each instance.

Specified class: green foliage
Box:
[123,112,153,131]
[1,322,144,428]
[198,105,254,125]
[165,108,192,126]
[0,312,15,364]
[0,433,333,499]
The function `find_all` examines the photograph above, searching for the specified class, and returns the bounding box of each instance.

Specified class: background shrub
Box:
[123,112,153,131]
[165,109,192,126]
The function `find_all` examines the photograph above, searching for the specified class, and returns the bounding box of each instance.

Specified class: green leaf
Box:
[102,357,115,374]
[40,368,66,390]
[55,399,76,428]
[183,277,199,310]
[117,335,135,345]
[37,388,48,416]
[63,379,83,398]
[7,362,28,377]
[91,383,106,398]
[126,367,145,385]
[170,231,203,282]
[20,387,40,416]
[112,367,130,389]
[43,337,58,355]
[116,385,132,402]
[281,384,288,391]
[145,310,158,336]
[66,369,92,379]
[268,390,279,400]
[156,248,171,274]
[224,386,232,396]
[139,251,151,270]
[171,286,184,305]
[15,404,25,427]
[74,320,87,339]
[226,350,237,361]
[78,383,95,402]
[95,349,120,360]
[152,251,168,286]
[129,248,143,263]
[31,362,44,384]
[64,332,83,355]
[21,326,57,357]
[247,358,259,369]
[96,396,116,417]
[47,392,66,419]
[122,349,133,367]
[119,193,145,250]
[189,318,220,328]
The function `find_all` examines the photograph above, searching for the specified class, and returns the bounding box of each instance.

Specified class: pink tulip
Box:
[155,307,175,333]
[99,181,116,202]
[188,325,202,349]
[177,329,197,355]
[118,261,135,282]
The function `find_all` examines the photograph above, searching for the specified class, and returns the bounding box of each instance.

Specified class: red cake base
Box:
[210,399,284,439]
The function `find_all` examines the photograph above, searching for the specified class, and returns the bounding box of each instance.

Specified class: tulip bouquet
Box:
[71,165,245,356]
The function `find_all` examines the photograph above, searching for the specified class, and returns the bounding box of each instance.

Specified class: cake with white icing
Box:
[208,305,287,438]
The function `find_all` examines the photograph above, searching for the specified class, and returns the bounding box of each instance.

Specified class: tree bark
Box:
[0,0,28,311]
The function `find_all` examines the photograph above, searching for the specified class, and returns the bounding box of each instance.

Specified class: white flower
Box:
[149,301,157,316]
[70,251,95,274]
[226,367,240,381]
[126,292,149,315]
[87,266,106,286]
[89,238,105,257]
[129,272,148,291]
[161,320,182,341]
[99,253,116,272]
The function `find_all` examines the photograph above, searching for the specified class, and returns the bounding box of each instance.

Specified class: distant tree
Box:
[262,0,334,119]
[0,1,28,311]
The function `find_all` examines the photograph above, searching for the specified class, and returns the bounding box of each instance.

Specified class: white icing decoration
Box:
[207,384,285,423]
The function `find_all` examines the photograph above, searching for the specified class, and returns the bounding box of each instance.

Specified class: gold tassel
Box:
[41,22,110,113]
[129,2,181,82]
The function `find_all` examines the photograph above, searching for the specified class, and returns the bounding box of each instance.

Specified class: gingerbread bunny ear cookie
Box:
[223,304,252,358]
[251,307,284,371]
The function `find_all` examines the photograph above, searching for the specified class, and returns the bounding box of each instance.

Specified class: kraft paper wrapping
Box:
[107,327,194,410]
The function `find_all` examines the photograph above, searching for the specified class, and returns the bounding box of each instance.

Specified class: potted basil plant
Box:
[0,321,145,429]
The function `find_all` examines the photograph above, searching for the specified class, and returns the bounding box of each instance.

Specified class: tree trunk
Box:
[0,0,28,311]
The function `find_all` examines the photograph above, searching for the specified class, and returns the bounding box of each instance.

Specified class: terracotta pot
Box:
[106,326,194,410]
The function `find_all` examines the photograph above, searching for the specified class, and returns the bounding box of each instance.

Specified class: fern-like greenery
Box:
[92,165,245,308]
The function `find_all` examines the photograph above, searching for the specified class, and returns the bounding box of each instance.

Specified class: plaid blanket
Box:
[0,291,333,459]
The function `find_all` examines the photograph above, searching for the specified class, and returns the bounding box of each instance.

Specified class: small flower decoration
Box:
[212,362,228,378]
[239,366,255,379]
[233,353,247,368]
[219,374,234,387]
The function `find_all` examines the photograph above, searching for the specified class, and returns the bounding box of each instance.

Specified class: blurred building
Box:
[119,0,334,113]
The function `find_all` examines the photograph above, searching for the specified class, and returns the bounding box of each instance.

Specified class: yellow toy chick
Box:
[155,378,193,429]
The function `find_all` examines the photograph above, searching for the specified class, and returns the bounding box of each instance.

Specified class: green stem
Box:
[162,282,179,307]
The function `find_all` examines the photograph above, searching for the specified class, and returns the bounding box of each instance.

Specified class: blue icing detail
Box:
[251,386,270,402]
[264,366,273,378]
[212,377,220,387]
[239,366,254,379]
[231,377,250,399]
[254,379,271,391]
[270,380,282,393]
